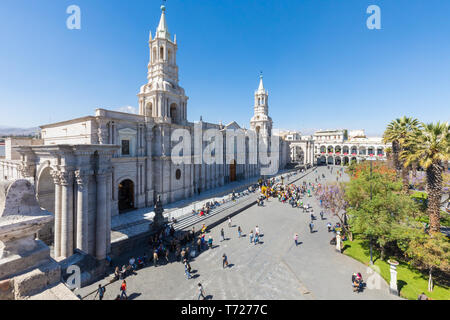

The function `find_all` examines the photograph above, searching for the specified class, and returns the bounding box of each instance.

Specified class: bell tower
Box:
[138,5,188,125]
[250,74,273,137]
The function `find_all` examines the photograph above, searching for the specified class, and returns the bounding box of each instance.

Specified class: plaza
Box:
[0,2,447,301]
[76,166,400,300]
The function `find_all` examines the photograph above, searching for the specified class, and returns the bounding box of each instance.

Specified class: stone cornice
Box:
[39,116,96,129]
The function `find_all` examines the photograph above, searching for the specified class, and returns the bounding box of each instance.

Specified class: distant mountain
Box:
[0,126,40,137]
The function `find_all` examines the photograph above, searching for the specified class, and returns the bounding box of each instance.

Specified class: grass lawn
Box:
[342,239,450,300]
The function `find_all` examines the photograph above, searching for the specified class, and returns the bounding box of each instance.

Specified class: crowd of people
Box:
[93,166,366,299]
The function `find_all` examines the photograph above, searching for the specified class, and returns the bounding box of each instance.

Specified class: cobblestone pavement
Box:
[78,166,401,300]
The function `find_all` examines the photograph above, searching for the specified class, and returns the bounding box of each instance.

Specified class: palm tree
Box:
[383,117,421,193]
[403,122,450,234]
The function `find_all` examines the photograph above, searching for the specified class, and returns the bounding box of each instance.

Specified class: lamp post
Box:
[368,156,376,265]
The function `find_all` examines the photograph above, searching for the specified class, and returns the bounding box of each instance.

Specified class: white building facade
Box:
[0,6,289,261]
[313,129,389,165]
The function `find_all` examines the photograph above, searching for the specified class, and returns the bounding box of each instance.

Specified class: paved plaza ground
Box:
[78,166,401,300]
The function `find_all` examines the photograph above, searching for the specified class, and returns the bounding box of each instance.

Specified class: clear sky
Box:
[0,0,449,135]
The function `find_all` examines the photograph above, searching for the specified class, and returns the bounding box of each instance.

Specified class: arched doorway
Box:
[343,156,349,166]
[335,157,341,166]
[36,166,55,245]
[327,156,334,165]
[118,179,135,213]
[230,160,237,182]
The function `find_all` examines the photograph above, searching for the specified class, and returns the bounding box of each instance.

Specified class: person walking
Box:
[294,233,299,246]
[255,226,260,236]
[327,222,332,232]
[309,221,314,233]
[237,226,242,238]
[120,280,128,300]
[198,283,206,300]
[222,253,229,268]
[197,237,202,253]
[184,258,192,273]
[208,235,213,249]
[228,217,232,228]
[95,284,106,300]
[320,211,324,220]
[220,228,225,242]
[254,233,259,245]
[153,250,159,267]
[249,230,254,244]
[185,263,192,279]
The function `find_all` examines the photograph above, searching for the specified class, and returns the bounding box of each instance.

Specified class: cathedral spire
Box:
[156,5,171,40]
[256,72,267,94]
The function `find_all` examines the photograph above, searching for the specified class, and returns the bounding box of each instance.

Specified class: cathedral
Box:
[0,6,289,260]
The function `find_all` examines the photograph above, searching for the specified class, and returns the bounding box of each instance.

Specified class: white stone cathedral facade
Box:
[0,6,289,261]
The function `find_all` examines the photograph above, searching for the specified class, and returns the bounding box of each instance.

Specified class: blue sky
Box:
[0,0,449,135]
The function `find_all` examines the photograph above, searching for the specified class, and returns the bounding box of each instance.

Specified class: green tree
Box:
[383,116,421,193]
[405,232,450,292]
[348,183,418,260]
[403,122,450,234]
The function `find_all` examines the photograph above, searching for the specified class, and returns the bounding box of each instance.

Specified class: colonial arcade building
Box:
[0,6,288,261]
[313,129,389,165]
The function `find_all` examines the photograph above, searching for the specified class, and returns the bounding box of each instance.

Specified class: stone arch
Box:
[319,156,326,165]
[351,156,357,164]
[343,156,349,165]
[351,146,358,155]
[335,157,341,165]
[367,146,375,156]
[36,165,55,214]
[35,163,56,245]
[327,156,334,165]
[377,147,384,156]
[359,146,366,155]
[327,145,334,154]
[335,145,342,154]
[320,146,326,153]
[343,146,349,154]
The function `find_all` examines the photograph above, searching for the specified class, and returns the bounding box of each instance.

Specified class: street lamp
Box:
[367,155,377,265]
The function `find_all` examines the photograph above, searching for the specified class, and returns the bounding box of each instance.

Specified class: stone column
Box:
[75,169,89,253]
[388,259,399,295]
[95,170,108,260]
[51,170,62,258]
[106,171,112,255]
[336,231,342,253]
[60,171,74,258]
[145,126,154,206]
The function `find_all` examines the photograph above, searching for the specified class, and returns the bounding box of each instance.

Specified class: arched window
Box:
[170,103,178,123]
[160,47,164,60]
[152,48,157,63]
[168,49,172,63]
[146,102,153,117]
